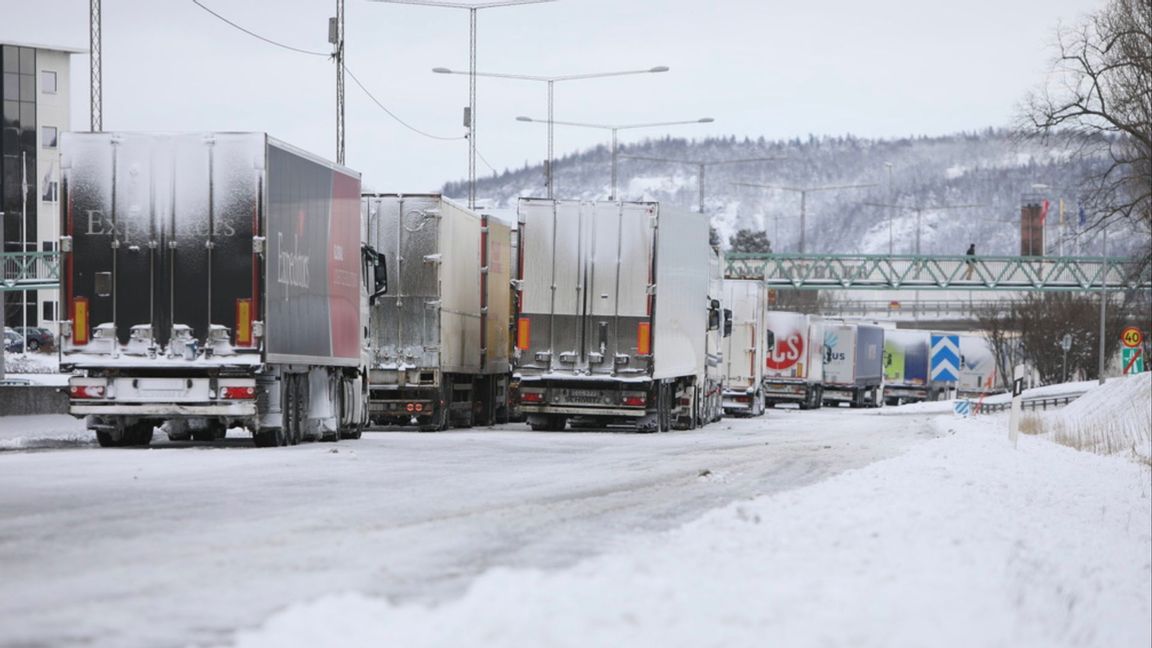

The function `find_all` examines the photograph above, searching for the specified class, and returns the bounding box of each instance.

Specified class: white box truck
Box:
[514,199,722,432]
[721,279,769,416]
[821,322,885,407]
[763,311,825,409]
[362,194,513,430]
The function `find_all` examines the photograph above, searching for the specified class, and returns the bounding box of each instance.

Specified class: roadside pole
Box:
[1008,364,1024,449]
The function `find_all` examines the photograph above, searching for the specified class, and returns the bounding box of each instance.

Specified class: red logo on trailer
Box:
[766,330,804,370]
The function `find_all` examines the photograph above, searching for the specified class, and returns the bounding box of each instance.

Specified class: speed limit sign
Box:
[1121,327,1143,348]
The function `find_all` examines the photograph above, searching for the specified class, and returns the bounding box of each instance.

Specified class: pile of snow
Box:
[0,415,92,450]
[229,416,1152,648]
[1035,373,1152,461]
[2,352,59,373]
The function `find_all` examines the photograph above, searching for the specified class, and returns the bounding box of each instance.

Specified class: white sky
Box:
[3,0,1102,190]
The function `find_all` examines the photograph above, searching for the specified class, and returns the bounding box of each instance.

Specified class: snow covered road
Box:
[0,407,937,648]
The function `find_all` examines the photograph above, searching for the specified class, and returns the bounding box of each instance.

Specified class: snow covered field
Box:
[0,384,1148,648]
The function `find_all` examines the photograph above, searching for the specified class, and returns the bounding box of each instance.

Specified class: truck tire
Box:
[253,428,281,447]
[98,422,153,447]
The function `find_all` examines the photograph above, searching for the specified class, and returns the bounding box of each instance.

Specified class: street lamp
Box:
[861,202,982,256]
[433,65,669,198]
[372,0,556,208]
[516,117,713,200]
[734,182,877,253]
[619,154,784,215]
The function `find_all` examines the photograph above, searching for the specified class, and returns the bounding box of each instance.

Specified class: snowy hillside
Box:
[446,130,1139,257]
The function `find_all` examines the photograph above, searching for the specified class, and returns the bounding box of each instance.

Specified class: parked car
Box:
[14,326,54,352]
[4,328,25,353]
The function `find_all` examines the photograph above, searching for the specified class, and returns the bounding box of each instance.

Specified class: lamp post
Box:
[373,0,556,208]
[433,65,669,198]
[620,155,784,216]
[734,182,876,253]
[516,117,713,200]
[885,162,894,256]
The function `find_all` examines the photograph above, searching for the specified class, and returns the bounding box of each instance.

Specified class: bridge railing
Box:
[1,252,62,291]
[725,253,1149,291]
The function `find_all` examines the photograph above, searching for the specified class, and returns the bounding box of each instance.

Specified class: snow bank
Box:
[0,414,92,450]
[1,352,60,374]
[1033,373,1151,461]
[228,416,1152,648]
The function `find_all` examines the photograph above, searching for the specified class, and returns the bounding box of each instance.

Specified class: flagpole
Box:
[1058,198,1064,257]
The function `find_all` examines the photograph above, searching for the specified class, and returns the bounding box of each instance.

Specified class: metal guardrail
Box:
[0,251,61,292]
[725,253,1149,291]
[972,394,1081,414]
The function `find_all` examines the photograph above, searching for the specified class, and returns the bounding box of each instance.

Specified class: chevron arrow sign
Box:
[930,334,960,382]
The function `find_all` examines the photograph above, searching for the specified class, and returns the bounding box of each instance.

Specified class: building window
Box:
[41,70,56,94]
[42,181,58,202]
[42,126,57,148]
[43,300,56,322]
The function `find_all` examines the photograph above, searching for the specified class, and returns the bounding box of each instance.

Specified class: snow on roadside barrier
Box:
[228,415,1152,648]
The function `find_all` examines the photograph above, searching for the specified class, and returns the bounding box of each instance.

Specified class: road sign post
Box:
[1008,364,1024,449]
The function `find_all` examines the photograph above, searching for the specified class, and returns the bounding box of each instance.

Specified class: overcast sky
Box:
[3,0,1102,190]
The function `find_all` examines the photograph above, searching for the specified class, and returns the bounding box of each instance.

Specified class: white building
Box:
[2,41,81,329]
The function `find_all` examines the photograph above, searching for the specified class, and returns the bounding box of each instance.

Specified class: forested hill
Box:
[444,129,1135,257]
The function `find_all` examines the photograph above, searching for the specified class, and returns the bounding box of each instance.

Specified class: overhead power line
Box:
[191,0,464,142]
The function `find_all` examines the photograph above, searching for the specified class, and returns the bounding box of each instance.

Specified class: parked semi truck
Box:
[721,279,769,416]
[514,199,721,432]
[361,194,513,430]
[60,132,383,447]
[958,333,1000,395]
[821,321,885,407]
[883,328,931,404]
[763,311,824,409]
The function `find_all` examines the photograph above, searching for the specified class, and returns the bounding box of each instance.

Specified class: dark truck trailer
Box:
[514,199,720,432]
[361,194,513,430]
[59,132,382,447]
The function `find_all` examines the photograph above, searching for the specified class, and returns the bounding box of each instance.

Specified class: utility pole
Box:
[736,182,876,253]
[862,202,982,255]
[330,0,345,165]
[1098,220,1108,384]
[621,156,783,215]
[90,0,102,131]
[885,162,894,256]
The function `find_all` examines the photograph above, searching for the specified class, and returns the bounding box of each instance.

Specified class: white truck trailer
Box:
[60,132,381,447]
[821,321,886,407]
[883,328,932,404]
[514,199,722,432]
[763,311,825,409]
[361,194,513,430]
[721,279,769,416]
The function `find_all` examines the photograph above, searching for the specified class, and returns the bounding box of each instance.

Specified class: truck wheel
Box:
[124,422,154,447]
[253,428,280,447]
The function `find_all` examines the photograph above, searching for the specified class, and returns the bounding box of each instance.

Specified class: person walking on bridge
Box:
[964,243,976,280]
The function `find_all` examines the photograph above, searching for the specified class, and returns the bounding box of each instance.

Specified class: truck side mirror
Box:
[722,309,733,337]
[765,330,775,351]
[708,309,720,331]
[374,262,388,294]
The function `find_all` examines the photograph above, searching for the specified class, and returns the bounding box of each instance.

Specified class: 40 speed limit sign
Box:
[1121,327,1143,348]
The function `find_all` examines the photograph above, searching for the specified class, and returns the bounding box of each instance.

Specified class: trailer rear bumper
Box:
[520,404,646,417]
[70,403,257,416]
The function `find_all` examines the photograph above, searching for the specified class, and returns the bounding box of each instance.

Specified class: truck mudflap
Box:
[722,390,762,417]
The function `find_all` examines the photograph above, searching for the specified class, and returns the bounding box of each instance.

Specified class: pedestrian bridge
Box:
[724,253,1150,291]
[0,252,61,292]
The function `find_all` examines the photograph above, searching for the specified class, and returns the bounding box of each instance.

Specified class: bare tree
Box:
[1024,0,1151,267]
[975,303,1017,389]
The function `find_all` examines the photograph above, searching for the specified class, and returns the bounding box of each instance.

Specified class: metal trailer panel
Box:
[765,311,816,380]
[884,328,930,386]
[958,334,998,392]
[60,132,262,353]
[437,199,483,374]
[652,204,710,380]
[516,199,656,378]
[821,323,857,386]
[854,324,885,384]
[806,319,825,383]
[722,279,765,391]
[482,214,512,374]
[263,138,361,366]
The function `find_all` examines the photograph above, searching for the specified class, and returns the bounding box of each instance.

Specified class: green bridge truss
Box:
[1,252,63,292]
[724,253,1150,291]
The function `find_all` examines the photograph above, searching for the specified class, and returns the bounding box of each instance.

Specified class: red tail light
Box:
[220,386,256,400]
[521,391,544,403]
[622,394,646,407]
[70,384,105,399]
